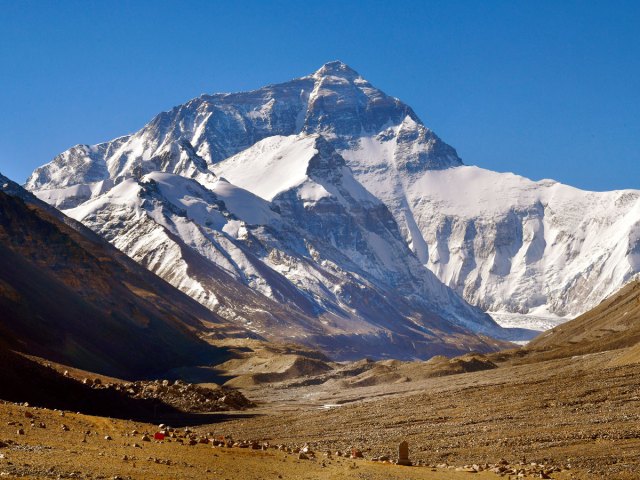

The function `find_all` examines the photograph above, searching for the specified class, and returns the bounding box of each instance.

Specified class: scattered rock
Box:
[83,380,254,413]
[350,448,363,459]
[456,466,477,472]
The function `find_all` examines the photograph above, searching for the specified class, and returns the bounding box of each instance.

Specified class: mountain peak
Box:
[313,61,361,80]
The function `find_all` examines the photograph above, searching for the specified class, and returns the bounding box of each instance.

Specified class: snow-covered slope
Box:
[26,130,509,360]
[26,60,639,337]
[405,167,640,318]
[343,136,640,321]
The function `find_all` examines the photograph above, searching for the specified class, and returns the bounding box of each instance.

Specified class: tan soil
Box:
[210,346,640,480]
[0,402,511,480]
[5,281,640,479]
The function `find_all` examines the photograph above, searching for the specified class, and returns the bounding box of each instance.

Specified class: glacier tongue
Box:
[25,60,640,349]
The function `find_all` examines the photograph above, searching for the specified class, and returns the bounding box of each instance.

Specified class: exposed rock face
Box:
[24,63,513,359]
[27,62,640,327]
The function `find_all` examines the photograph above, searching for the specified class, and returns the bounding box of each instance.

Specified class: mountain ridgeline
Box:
[25,61,640,357]
[0,174,247,378]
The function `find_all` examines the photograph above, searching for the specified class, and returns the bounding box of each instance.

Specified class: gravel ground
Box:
[212,348,640,479]
[0,402,513,480]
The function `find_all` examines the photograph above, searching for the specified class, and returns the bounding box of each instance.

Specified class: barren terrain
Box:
[205,340,640,479]
[3,283,640,479]
[0,401,524,479]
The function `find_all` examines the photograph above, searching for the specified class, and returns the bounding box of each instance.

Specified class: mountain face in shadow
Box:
[0,175,244,379]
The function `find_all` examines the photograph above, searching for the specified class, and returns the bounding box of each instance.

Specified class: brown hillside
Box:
[527,279,640,359]
[0,184,240,379]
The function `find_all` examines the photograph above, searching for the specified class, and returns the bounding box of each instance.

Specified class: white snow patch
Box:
[212,178,277,225]
[489,311,567,332]
[212,135,318,201]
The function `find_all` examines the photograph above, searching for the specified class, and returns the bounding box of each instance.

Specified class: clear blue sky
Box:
[1,0,638,191]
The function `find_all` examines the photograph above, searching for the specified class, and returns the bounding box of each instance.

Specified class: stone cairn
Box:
[397,441,412,466]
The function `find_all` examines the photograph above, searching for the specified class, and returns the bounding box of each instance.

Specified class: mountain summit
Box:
[25,64,510,359]
[26,62,640,342]
[27,62,461,194]
[312,60,362,80]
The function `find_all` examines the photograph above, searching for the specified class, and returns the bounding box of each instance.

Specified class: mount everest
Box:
[26,61,640,354]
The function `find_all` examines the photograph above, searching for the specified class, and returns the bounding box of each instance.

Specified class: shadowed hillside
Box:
[0,179,246,379]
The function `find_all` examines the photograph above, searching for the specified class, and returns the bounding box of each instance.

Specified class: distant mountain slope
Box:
[527,278,640,359]
[0,173,245,379]
[46,138,510,359]
[383,166,640,320]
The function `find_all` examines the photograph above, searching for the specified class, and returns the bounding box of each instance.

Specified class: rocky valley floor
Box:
[207,343,640,479]
[3,341,640,479]
[0,401,526,480]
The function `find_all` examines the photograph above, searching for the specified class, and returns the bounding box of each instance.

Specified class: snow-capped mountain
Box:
[27,61,638,342]
[399,167,640,319]
[29,131,512,359]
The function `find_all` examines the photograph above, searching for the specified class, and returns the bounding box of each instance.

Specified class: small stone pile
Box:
[429,459,562,477]
[81,378,254,412]
[482,459,560,478]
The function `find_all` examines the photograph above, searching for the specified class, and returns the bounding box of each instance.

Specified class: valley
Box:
[2,310,640,479]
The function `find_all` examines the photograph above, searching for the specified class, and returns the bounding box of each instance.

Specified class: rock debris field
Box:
[0,400,543,480]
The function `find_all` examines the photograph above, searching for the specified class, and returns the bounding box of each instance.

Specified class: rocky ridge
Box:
[23,64,519,358]
[26,61,640,333]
